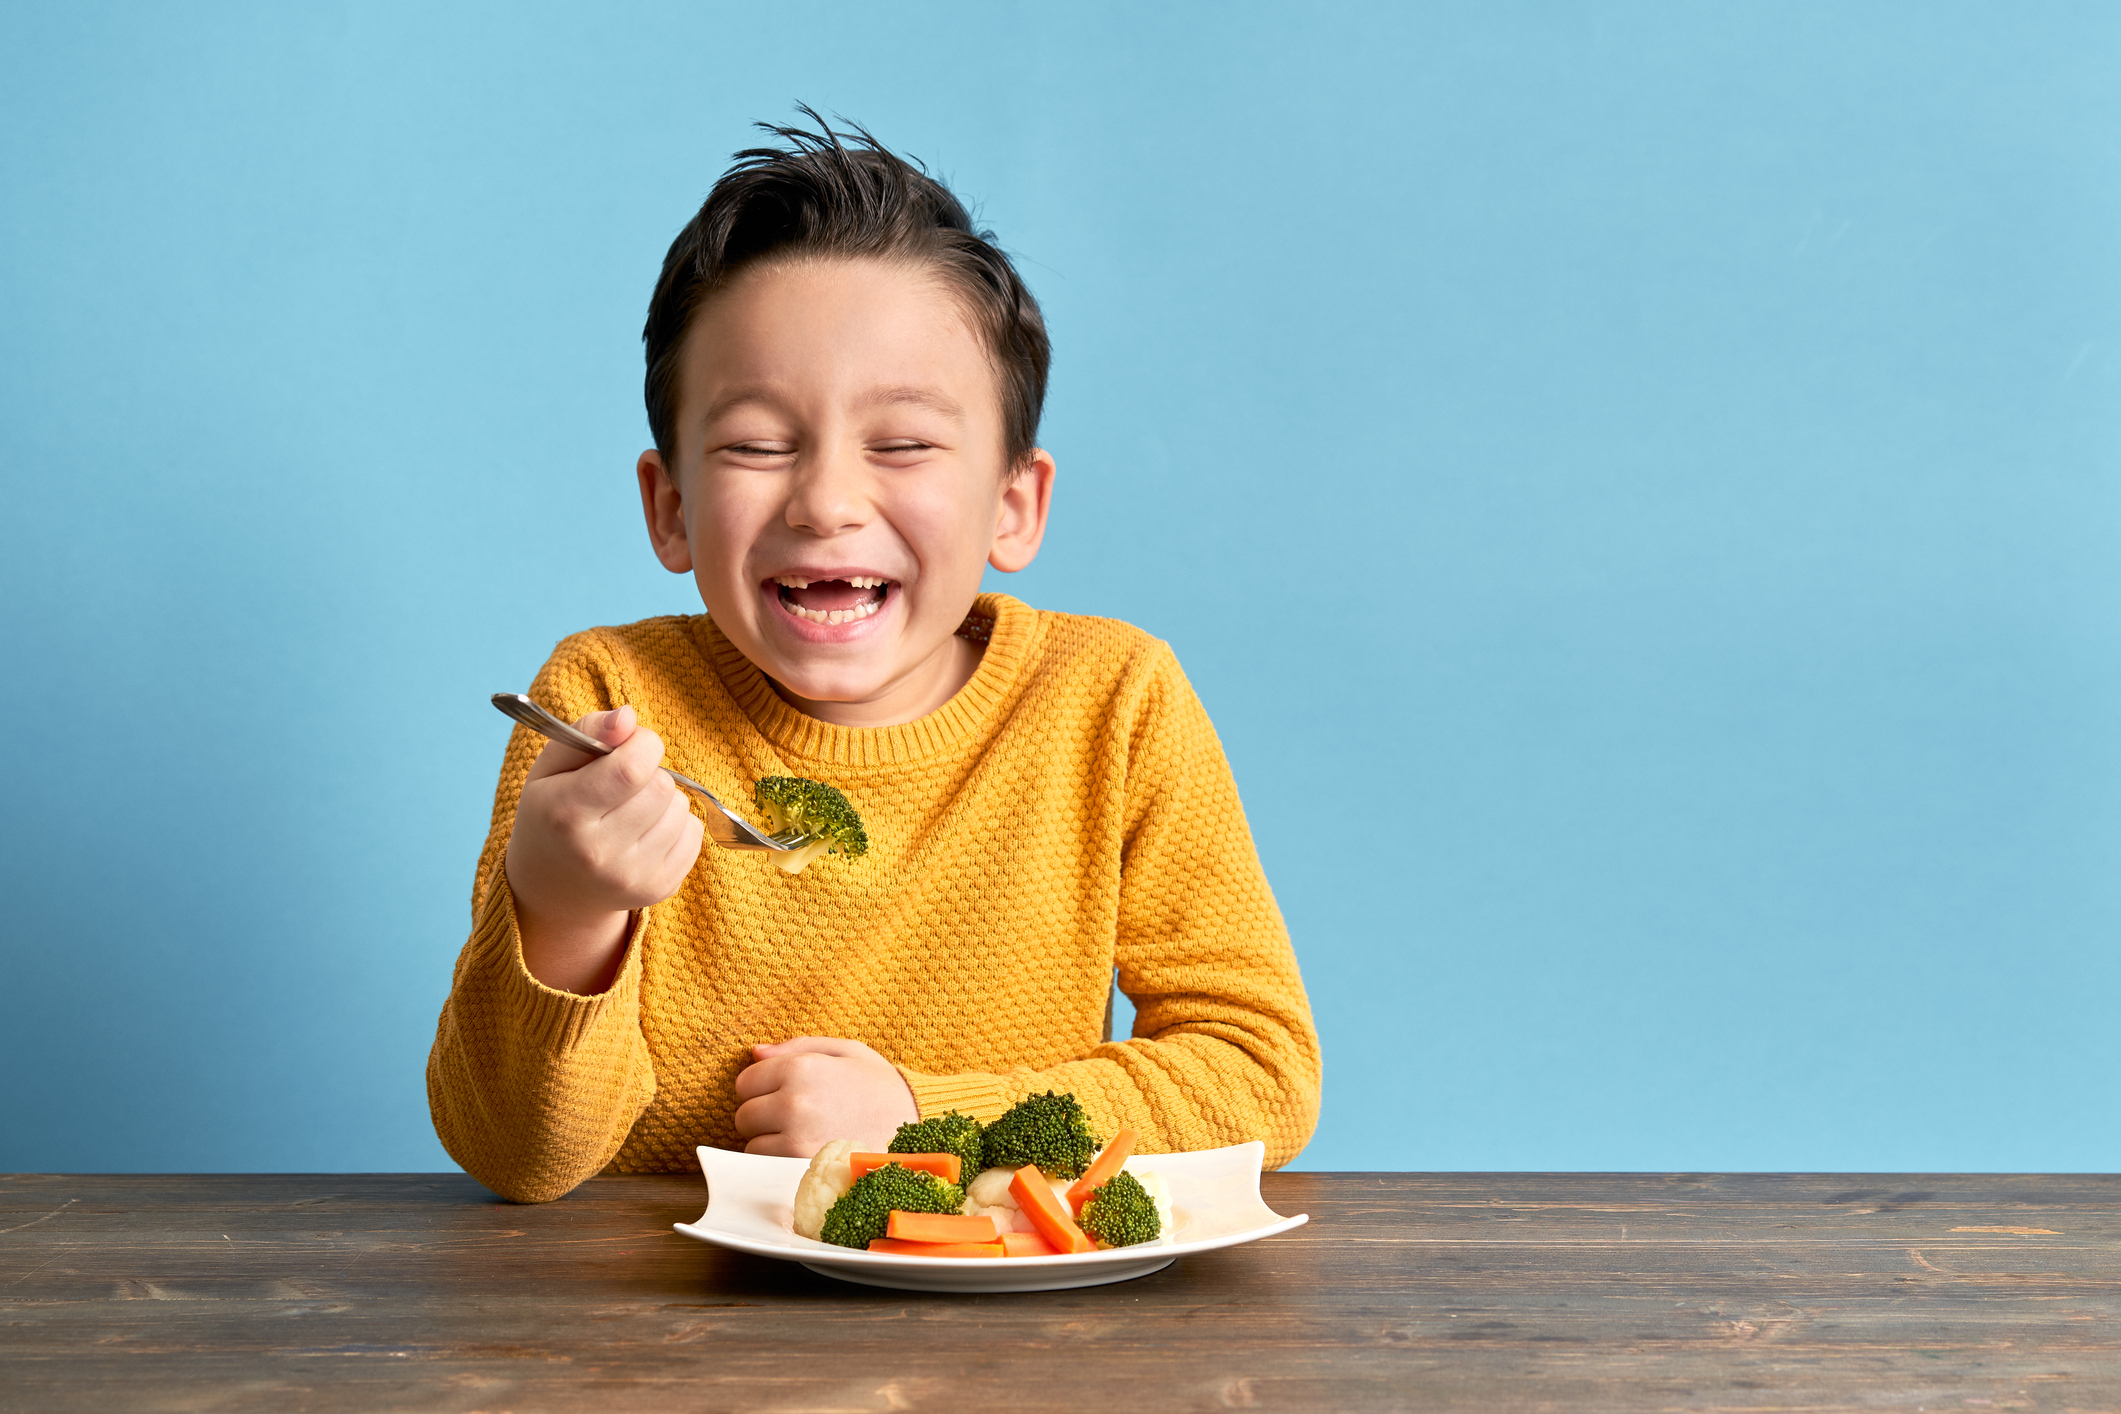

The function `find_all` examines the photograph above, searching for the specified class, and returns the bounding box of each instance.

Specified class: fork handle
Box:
[488,693,781,850]
[492,692,613,758]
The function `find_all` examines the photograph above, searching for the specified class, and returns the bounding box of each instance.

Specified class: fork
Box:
[490,693,803,853]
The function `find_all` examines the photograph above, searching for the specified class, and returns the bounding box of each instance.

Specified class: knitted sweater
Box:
[427,593,1320,1203]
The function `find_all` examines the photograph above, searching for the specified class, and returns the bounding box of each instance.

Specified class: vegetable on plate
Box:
[793,1092,1172,1256]
[851,1151,961,1184]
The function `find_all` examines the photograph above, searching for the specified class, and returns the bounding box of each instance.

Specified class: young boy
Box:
[428,117,1320,1203]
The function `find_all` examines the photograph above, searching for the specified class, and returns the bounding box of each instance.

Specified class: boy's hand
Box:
[505,704,704,995]
[733,1038,920,1157]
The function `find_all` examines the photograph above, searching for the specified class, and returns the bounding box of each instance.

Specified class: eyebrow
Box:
[860,385,965,422]
[699,386,781,426]
[699,384,966,427]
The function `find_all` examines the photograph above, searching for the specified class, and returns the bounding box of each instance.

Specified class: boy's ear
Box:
[637,450,693,574]
[988,448,1056,574]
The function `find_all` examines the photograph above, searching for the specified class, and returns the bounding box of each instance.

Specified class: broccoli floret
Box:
[817,1163,964,1249]
[889,1111,985,1186]
[1077,1170,1162,1248]
[980,1091,1101,1179]
[754,776,869,875]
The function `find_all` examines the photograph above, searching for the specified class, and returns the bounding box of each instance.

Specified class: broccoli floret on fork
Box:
[753,776,870,875]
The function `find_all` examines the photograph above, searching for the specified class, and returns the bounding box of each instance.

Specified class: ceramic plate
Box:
[674,1140,1308,1292]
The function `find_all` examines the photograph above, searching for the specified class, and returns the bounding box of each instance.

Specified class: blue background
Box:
[3,2,2116,1175]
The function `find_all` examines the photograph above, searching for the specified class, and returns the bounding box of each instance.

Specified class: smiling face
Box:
[637,256,1054,729]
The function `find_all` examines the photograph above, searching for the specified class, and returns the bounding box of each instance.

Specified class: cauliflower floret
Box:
[964,1165,1020,1211]
[965,1202,1035,1234]
[790,1139,857,1241]
[960,1165,1076,1235]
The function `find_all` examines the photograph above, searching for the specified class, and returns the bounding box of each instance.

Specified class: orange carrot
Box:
[867,1238,1006,1258]
[1009,1166,1096,1254]
[999,1231,1060,1258]
[849,1152,962,1184]
[886,1211,999,1243]
[1066,1128,1139,1215]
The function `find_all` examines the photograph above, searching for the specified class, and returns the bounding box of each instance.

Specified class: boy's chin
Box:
[752,632,976,721]
[764,659,920,713]
[716,589,978,720]
[749,620,904,700]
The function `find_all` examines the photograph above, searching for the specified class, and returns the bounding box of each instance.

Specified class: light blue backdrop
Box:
[3,2,2116,1175]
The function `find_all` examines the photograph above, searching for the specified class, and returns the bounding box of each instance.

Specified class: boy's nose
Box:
[783,447,869,536]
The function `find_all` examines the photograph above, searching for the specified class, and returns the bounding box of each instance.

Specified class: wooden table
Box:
[3,1172,2114,1411]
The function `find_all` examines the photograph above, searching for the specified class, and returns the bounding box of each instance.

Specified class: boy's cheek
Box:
[675,485,759,586]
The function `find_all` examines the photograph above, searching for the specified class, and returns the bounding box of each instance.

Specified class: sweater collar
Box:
[690,593,1037,767]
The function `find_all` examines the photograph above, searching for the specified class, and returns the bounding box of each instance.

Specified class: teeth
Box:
[775,574,890,589]
[785,598,884,626]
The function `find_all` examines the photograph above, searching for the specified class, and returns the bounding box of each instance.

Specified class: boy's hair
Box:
[644,110,1050,473]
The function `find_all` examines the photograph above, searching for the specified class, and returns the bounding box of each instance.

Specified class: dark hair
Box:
[643,110,1050,473]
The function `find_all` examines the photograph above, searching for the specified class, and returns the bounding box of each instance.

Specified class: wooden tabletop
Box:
[2,1171,2114,1412]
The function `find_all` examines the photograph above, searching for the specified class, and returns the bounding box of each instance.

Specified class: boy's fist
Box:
[733,1038,921,1157]
[505,704,704,993]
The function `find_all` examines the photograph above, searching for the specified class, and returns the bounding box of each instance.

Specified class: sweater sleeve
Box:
[902,648,1323,1168]
[425,637,659,1202]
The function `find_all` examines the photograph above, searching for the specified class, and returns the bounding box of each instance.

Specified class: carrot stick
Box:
[867,1238,1006,1258]
[849,1152,962,1184]
[1009,1166,1096,1254]
[1066,1128,1139,1215]
[886,1211,1000,1243]
[1000,1231,1060,1258]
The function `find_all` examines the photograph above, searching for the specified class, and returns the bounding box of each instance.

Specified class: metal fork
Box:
[490,693,803,853]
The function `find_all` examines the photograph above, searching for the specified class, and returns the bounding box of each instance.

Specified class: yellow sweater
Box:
[427,593,1320,1203]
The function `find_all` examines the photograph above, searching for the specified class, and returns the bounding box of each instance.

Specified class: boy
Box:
[428,117,1320,1203]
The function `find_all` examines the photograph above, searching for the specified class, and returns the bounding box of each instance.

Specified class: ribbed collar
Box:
[689,593,1039,767]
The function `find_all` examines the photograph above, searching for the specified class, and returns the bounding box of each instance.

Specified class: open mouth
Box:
[772,575,892,626]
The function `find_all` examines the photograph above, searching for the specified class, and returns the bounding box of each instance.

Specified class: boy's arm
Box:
[426,637,662,1202]
[900,649,1323,1168]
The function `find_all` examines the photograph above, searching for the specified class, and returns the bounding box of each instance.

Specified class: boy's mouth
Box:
[772,575,892,626]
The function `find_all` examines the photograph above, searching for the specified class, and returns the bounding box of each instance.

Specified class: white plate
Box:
[674,1140,1309,1292]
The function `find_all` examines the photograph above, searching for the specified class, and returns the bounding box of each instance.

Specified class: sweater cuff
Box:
[897,1067,1013,1123]
[465,874,645,1053]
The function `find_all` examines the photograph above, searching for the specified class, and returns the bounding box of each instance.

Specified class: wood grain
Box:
[3,1171,2115,1412]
